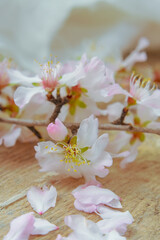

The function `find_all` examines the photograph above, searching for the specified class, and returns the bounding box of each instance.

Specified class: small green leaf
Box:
[69,104,76,115]
[81,88,88,93]
[142,121,151,127]
[139,133,145,142]
[81,147,89,153]
[70,136,77,145]
[32,82,40,86]
[77,100,87,108]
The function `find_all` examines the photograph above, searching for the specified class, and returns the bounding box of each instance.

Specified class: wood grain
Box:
[0,133,160,240]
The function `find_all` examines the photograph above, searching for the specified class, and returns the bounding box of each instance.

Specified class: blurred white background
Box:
[0,0,160,72]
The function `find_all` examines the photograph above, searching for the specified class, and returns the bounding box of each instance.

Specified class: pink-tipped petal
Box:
[3,212,34,240]
[27,185,57,214]
[47,118,68,141]
[31,218,58,235]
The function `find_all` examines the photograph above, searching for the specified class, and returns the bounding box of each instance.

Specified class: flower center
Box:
[40,61,61,92]
[62,144,90,172]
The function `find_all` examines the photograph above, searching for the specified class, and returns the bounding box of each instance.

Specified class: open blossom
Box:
[27,185,57,215]
[56,215,126,240]
[107,102,160,167]
[59,54,113,120]
[35,115,113,182]
[3,212,58,240]
[103,73,160,112]
[72,184,122,213]
[97,206,134,236]
[10,60,84,109]
[47,118,68,141]
[9,54,115,121]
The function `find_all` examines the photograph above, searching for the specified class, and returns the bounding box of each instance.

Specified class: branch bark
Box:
[0,116,160,136]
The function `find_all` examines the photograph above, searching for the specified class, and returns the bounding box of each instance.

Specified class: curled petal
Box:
[72,185,121,213]
[27,185,57,214]
[47,118,68,141]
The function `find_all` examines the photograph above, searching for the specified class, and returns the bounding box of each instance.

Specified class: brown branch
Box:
[48,94,69,123]
[112,107,129,125]
[27,126,42,139]
[1,116,160,136]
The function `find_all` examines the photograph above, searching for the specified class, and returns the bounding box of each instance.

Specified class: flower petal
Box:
[27,185,57,214]
[59,62,85,87]
[3,212,34,240]
[83,134,109,162]
[8,69,41,86]
[120,141,140,168]
[97,206,134,235]
[35,141,63,173]
[72,185,122,213]
[107,231,126,240]
[72,186,122,213]
[77,115,98,148]
[31,218,58,235]
[14,86,45,108]
[101,84,130,98]
[3,126,21,147]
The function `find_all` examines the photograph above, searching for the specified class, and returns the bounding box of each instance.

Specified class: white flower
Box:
[35,115,112,182]
[103,73,160,112]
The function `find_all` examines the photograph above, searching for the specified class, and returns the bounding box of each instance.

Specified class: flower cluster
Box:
[1,37,160,239]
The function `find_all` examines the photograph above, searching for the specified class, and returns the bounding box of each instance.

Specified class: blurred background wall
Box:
[0,0,159,72]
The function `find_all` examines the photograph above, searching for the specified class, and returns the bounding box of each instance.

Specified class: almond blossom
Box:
[56,215,126,240]
[3,212,58,240]
[35,115,113,182]
[72,184,122,213]
[107,103,160,167]
[59,54,113,121]
[103,73,160,112]
[11,55,114,121]
[10,60,84,109]
[27,185,57,215]
[97,206,134,236]
[10,61,62,109]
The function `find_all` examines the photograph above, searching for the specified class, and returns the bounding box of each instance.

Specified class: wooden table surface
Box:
[0,131,160,240]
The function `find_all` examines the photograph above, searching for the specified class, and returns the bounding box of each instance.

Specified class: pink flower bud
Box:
[47,118,68,141]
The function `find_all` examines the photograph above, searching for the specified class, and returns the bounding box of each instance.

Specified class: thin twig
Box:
[27,126,42,139]
[113,107,129,125]
[48,95,69,123]
[0,116,160,136]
